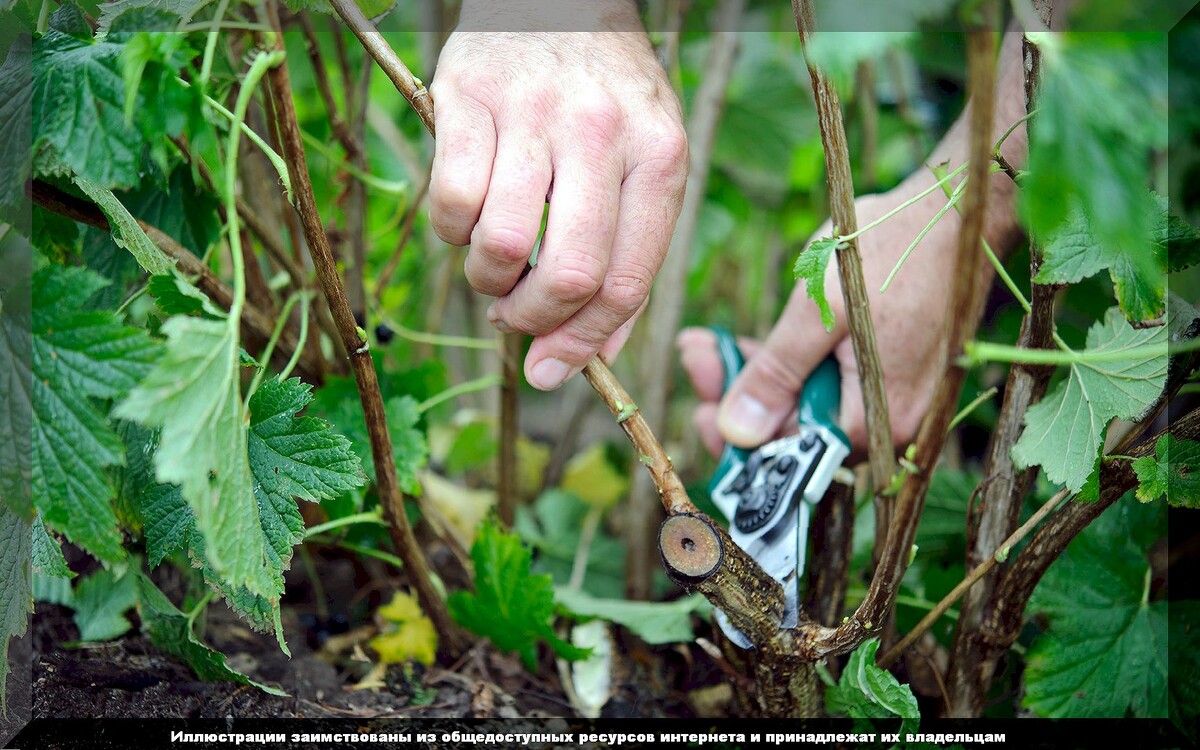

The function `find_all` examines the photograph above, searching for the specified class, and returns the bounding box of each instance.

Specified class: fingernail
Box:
[528,358,572,390]
[486,304,514,333]
[719,393,772,447]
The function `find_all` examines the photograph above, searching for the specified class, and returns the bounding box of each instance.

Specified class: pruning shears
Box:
[706,328,850,649]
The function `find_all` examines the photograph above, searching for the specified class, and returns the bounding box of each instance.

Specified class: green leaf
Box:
[1164,210,1200,274]
[514,490,626,599]
[134,573,286,696]
[146,274,223,318]
[72,173,175,276]
[1024,497,1166,717]
[113,316,272,598]
[825,638,920,725]
[96,0,208,36]
[120,166,221,257]
[0,504,32,715]
[0,34,32,230]
[32,266,159,565]
[32,25,143,189]
[1132,434,1200,507]
[386,396,428,494]
[0,267,33,519]
[554,588,710,645]
[71,568,137,642]
[250,377,366,508]
[1011,307,1173,493]
[311,376,427,494]
[1036,196,1192,324]
[1168,601,1200,741]
[283,0,396,22]
[31,514,73,579]
[1022,33,1166,278]
[793,236,839,332]
[449,518,591,671]
[444,420,497,476]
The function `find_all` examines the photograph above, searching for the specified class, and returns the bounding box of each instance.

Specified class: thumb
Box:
[717,282,842,448]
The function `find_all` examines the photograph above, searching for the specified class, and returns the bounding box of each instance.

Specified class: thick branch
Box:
[259,2,467,657]
[794,0,894,492]
[802,481,855,628]
[796,26,999,660]
[583,358,694,514]
[30,180,323,383]
[944,30,1052,717]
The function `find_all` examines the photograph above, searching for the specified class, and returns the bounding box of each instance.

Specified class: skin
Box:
[428,0,688,391]
[680,32,1031,457]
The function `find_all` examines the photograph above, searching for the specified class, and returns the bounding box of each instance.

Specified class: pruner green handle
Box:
[706,327,847,495]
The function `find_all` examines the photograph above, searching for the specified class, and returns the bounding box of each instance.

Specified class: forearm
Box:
[906,30,1029,257]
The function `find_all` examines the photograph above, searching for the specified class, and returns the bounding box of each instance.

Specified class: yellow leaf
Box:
[561,444,628,510]
[378,591,424,624]
[370,592,437,666]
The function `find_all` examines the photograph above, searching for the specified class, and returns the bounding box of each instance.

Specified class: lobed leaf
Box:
[0,505,32,716]
[449,519,591,671]
[1132,434,1200,507]
[134,573,286,696]
[793,236,839,332]
[32,266,159,565]
[32,20,142,190]
[1011,307,1181,493]
[1024,498,1166,717]
[114,316,272,597]
[1036,195,1198,324]
[71,568,138,642]
[825,638,920,726]
[1022,33,1167,282]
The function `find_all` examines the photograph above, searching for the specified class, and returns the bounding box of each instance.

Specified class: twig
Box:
[258,0,467,658]
[582,358,694,514]
[794,0,894,493]
[629,0,745,600]
[497,332,522,526]
[30,180,324,383]
[796,25,999,660]
[877,487,1069,669]
[374,176,430,304]
[945,47,1054,709]
[854,61,879,190]
[330,0,435,137]
[299,13,361,160]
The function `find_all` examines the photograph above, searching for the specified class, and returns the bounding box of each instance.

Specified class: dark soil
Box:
[29,558,716,721]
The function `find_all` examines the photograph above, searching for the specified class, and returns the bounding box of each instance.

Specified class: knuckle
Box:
[598,271,651,316]
[429,179,481,235]
[642,123,689,177]
[546,254,604,306]
[747,349,805,403]
[476,224,536,265]
[574,97,624,147]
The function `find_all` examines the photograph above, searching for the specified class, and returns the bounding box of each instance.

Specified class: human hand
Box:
[679,171,1015,458]
[428,1,688,391]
